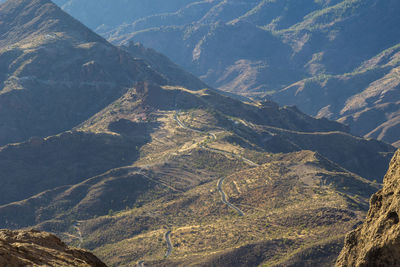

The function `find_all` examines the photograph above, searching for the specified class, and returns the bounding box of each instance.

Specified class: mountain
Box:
[0,0,212,206]
[0,0,161,146]
[336,150,400,266]
[91,0,400,93]
[0,80,394,207]
[0,0,205,147]
[0,0,397,266]
[121,41,207,91]
[0,229,107,266]
[0,80,394,266]
[49,0,400,146]
[46,0,349,94]
[272,42,400,147]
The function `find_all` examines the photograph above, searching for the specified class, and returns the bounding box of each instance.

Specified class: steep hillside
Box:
[0,0,163,145]
[0,0,212,207]
[0,229,107,266]
[336,150,400,266]
[273,43,400,146]
[50,0,342,94]
[1,82,391,221]
[95,0,400,93]
[52,0,400,145]
[121,42,207,90]
[0,131,146,205]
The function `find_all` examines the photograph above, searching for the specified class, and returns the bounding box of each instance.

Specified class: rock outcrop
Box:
[336,150,400,266]
[0,229,107,266]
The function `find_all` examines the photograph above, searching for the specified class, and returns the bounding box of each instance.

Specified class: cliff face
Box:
[336,150,400,266]
[0,229,107,267]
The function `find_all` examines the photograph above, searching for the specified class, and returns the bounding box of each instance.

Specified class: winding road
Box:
[174,111,258,167]
[218,177,245,216]
[137,110,246,263]
[164,230,173,258]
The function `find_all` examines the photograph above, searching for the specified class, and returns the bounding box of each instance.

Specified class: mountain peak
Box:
[0,0,105,47]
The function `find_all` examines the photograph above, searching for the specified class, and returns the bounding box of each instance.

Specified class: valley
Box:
[0,0,398,266]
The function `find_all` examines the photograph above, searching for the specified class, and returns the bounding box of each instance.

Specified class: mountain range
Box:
[48,0,400,146]
[0,0,398,266]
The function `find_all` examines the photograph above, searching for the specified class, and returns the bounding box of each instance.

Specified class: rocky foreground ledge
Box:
[336,150,400,266]
[0,229,107,266]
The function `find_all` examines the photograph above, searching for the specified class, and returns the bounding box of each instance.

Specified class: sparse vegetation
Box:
[0,1,397,266]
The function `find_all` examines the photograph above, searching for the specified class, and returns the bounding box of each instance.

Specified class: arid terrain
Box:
[0,0,398,266]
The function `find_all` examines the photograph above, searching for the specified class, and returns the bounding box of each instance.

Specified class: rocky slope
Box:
[0,229,107,266]
[336,149,400,266]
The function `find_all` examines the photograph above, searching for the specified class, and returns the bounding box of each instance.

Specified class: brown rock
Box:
[336,150,400,266]
[0,229,107,267]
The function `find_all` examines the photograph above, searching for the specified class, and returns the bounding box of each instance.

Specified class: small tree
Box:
[108,209,114,217]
